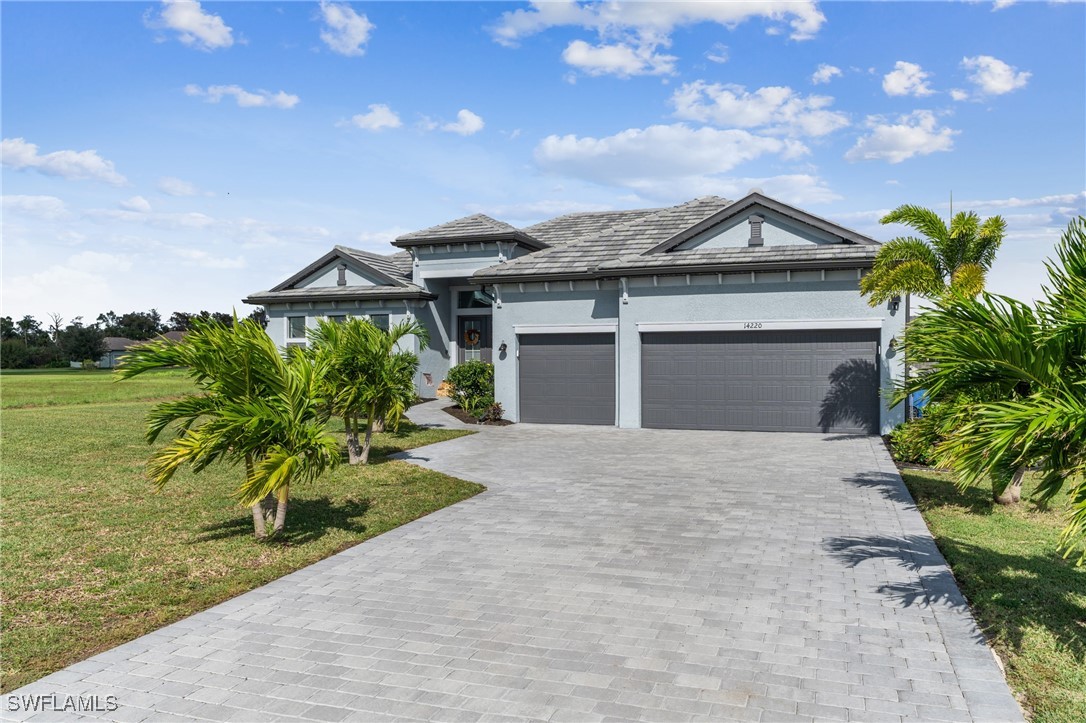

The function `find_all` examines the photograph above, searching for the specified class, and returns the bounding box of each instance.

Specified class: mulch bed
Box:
[442,405,514,426]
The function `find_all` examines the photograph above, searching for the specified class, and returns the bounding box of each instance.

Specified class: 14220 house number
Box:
[743,322,763,329]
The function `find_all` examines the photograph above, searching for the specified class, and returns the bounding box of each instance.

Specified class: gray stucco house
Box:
[245,192,905,434]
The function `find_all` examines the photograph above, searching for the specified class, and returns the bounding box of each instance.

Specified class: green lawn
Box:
[0,368,196,409]
[900,469,1086,723]
[0,370,481,692]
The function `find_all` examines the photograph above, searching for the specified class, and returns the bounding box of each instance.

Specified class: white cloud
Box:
[157,176,210,197]
[882,61,935,97]
[1,195,68,220]
[343,104,402,131]
[956,191,1086,212]
[534,123,809,199]
[961,55,1030,96]
[949,88,970,102]
[845,111,958,164]
[119,196,152,213]
[811,63,842,85]
[561,40,676,77]
[705,43,729,64]
[993,0,1016,10]
[491,1,826,46]
[490,2,823,79]
[1,137,126,186]
[671,82,849,137]
[146,0,233,51]
[184,84,299,109]
[318,1,374,57]
[441,109,485,136]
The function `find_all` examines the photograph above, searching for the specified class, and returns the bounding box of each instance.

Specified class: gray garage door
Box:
[519,333,616,425]
[642,329,880,433]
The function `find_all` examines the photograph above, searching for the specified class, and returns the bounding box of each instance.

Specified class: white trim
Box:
[636,318,882,333]
[514,323,618,335]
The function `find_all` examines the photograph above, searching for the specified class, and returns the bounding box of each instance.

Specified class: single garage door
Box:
[519,333,615,425]
[641,329,880,433]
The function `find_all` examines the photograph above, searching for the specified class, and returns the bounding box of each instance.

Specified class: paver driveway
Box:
[8,419,1022,722]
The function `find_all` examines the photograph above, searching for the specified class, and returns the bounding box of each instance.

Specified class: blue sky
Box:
[2,1,1084,323]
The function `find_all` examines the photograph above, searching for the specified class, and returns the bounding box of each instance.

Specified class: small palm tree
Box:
[308,317,427,465]
[117,317,339,538]
[895,217,1086,562]
[861,204,1007,305]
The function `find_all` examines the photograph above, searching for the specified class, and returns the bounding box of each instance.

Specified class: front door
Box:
[457,315,492,363]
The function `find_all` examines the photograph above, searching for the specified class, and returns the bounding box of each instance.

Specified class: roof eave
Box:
[243,290,438,305]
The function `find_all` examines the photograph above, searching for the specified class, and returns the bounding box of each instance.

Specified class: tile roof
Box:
[521,208,664,246]
[474,197,734,280]
[337,246,413,282]
[395,214,520,242]
[243,283,435,305]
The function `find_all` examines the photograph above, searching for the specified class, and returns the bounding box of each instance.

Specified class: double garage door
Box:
[517,329,879,433]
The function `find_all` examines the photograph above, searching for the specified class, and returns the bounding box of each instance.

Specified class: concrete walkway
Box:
[7,422,1022,722]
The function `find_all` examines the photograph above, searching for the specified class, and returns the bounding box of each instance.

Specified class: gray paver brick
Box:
[4,422,1023,723]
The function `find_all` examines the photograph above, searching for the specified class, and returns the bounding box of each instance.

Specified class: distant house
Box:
[97,331,185,369]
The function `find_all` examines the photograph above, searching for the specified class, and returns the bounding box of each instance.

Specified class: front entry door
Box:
[457,316,492,363]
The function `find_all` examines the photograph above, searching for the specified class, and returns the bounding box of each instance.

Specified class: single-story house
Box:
[97,331,185,368]
[245,192,905,434]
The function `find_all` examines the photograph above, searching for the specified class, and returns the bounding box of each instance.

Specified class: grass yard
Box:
[900,469,1086,723]
[1,367,196,409]
[0,370,481,692]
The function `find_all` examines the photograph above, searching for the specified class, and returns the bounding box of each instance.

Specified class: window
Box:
[457,289,494,309]
[287,316,306,339]
[327,315,347,324]
[368,314,389,330]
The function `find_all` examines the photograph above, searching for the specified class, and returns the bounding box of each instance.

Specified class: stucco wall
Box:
[264,304,412,349]
[493,274,905,433]
[298,262,382,288]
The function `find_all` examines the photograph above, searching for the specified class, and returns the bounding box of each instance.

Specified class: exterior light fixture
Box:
[890,295,901,312]
[498,342,508,353]
[888,336,898,351]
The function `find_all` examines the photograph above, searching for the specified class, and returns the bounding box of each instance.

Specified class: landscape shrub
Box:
[888,401,956,465]
[479,402,504,423]
[445,361,494,416]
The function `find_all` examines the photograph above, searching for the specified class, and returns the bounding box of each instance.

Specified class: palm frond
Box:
[880,205,948,243]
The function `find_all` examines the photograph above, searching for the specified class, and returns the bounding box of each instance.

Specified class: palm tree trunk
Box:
[994,467,1025,505]
[272,485,289,534]
[360,405,375,465]
[345,414,362,464]
[246,456,267,539]
[372,415,385,433]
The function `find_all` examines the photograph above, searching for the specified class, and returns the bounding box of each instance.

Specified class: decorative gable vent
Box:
[748,214,765,247]
[336,263,347,286]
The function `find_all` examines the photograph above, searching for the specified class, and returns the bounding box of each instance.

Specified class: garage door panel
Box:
[642,329,879,433]
[519,333,615,425]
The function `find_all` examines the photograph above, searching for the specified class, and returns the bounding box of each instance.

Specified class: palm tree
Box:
[116,317,339,538]
[860,204,1007,305]
[308,317,427,464]
[895,217,1086,561]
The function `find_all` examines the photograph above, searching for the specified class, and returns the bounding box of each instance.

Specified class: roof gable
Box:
[645,192,878,255]
[270,248,406,292]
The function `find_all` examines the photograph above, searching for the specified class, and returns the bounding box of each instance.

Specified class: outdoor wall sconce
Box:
[888,336,898,351]
[890,295,901,312]
[498,342,508,353]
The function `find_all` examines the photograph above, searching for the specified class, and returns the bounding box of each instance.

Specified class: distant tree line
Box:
[0,308,268,369]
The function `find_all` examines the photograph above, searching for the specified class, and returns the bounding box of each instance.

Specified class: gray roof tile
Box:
[395,214,519,242]
[337,246,413,282]
[474,196,734,280]
[522,208,664,246]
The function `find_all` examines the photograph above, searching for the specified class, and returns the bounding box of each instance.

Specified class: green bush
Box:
[888,401,956,465]
[445,361,494,416]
